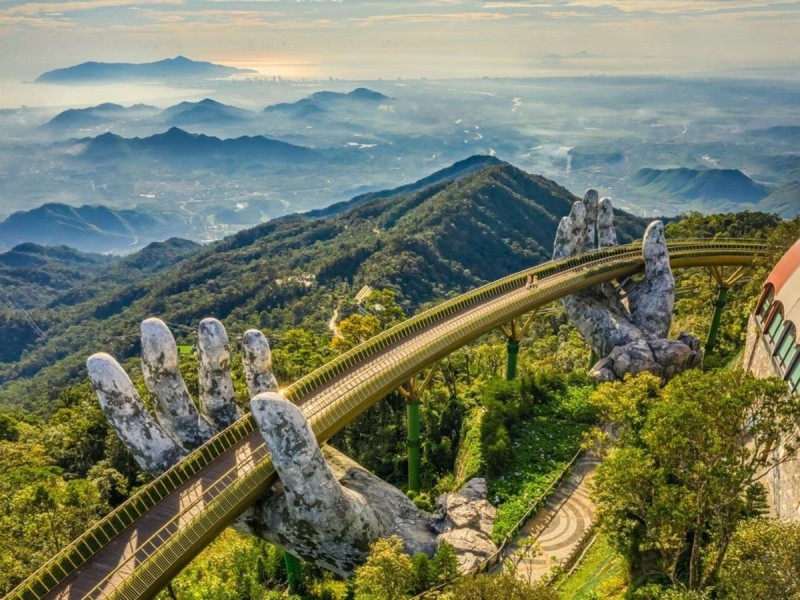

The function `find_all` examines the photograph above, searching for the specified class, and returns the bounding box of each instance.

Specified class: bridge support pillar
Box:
[704,285,729,356]
[505,339,520,381]
[399,364,439,494]
[499,312,538,381]
[407,399,421,493]
[701,265,746,357]
[284,552,302,593]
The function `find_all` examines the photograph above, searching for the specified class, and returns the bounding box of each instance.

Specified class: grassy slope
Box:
[556,534,627,599]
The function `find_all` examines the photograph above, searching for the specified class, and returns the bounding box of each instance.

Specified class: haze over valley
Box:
[1,65,799,252]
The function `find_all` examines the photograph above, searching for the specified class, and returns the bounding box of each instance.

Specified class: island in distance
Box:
[35,56,256,84]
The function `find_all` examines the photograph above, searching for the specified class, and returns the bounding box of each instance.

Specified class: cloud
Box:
[483,0,800,17]
[5,0,183,15]
[352,11,509,25]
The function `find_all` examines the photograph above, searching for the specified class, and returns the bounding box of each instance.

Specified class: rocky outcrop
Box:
[432,478,498,571]
[590,335,702,381]
[555,190,701,381]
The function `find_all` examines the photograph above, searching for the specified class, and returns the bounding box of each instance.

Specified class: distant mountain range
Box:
[76,127,321,165]
[762,182,800,216]
[36,56,256,84]
[263,88,390,118]
[42,103,160,133]
[632,167,770,204]
[749,126,800,144]
[162,98,256,127]
[40,87,390,136]
[0,158,648,411]
[0,203,195,254]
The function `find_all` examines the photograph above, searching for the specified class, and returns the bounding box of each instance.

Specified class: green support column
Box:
[506,339,520,381]
[284,552,302,594]
[704,285,729,356]
[407,399,421,493]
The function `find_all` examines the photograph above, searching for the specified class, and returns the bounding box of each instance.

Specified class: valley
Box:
[1,76,798,254]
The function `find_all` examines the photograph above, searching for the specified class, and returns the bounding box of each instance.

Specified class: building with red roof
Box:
[744,239,800,519]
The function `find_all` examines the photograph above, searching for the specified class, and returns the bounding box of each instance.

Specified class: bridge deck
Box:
[9,239,766,600]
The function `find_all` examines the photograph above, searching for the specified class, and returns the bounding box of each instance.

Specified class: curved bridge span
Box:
[10,239,767,600]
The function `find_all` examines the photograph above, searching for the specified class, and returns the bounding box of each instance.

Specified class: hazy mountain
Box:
[762,182,800,217]
[42,103,160,134]
[750,125,800,143]
[77,127,321,165]
[632,167,770,204]
[36,56,256,84]
[0,244,116,309]
[0,159,647,411]
[161,98,257,127]
[759,155,800,182]
[263,87,390,117]
[568,148,625,171]
[0,203,193,254]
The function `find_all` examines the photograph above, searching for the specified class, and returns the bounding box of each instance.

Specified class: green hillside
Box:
[0,160,645,412]
[0,244,116,309]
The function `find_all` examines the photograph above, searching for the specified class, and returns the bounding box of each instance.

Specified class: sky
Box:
[1,0,799,81]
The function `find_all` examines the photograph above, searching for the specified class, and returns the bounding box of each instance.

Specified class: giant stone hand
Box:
[554,190,701,381]
[87,318,497,576]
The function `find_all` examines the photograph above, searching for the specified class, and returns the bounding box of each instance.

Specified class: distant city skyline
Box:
[1,0,799,83]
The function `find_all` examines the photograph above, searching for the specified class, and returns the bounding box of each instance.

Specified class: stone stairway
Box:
[500,453,600,583]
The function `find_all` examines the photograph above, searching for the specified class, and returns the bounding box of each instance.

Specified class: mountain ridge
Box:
[36,56,256,84]
[0,203,194,254]
[0,159,647,411]
[633,167,770,204]
[75,127,321,164]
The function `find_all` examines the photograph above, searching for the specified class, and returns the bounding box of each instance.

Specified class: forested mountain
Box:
[0,160,646,412]
[0,244,116,309]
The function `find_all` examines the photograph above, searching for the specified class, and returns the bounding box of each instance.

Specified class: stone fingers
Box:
[553,216,573,260]
[628,221,675,339]
[598,197,617,248]
[87,353,187,473]
[141,318,217,449]
[553,199,587,260]
[250,393,380,540]
[582,189,599,252]
[197,318,243,429]
[242,329,279,396]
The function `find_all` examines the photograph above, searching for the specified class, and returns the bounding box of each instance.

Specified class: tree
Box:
[431,542,459,584]
[354,536,414,600]
[592,370,800,591]
[715,518,800,600]
[332,313,382,352]
[440,573,557,600]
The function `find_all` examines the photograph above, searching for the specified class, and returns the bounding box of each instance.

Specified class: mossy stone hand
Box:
[87,318,496,576]
[554,190,701,381]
